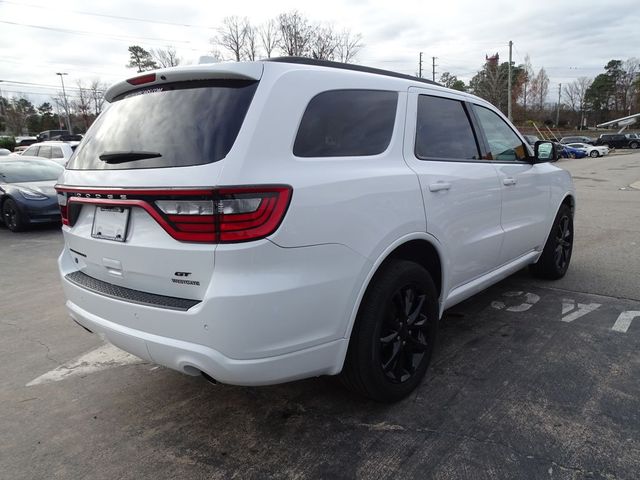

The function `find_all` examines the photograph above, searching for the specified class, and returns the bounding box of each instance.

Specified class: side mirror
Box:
[533,141,558,163]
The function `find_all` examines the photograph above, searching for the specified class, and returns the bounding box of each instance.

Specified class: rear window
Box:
[293,89,398,157]
[67,80,258,170]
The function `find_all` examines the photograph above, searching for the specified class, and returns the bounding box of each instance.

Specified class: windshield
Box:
[67,79,258,170]
[0,161,63,182]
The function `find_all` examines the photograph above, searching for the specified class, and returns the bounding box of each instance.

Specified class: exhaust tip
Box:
[201,371,218,385]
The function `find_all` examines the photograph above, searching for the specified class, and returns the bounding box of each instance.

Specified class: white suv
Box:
[22,141,78,166]
[56,58,575,402]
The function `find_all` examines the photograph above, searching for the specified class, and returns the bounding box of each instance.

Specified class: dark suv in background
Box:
[559,135,594,145]
[595,133,639,149]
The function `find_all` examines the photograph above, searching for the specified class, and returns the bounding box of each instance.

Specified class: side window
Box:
[474,106,527,161]
[293,90,398,157]
[38,145,52,158]
[415,95,480,160]
[51,147,64,158]
[24,146,39,156]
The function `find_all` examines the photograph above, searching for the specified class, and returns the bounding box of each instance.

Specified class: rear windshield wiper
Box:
[99,151,162,164]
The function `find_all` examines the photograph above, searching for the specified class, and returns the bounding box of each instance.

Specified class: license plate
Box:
[92,206,130,242]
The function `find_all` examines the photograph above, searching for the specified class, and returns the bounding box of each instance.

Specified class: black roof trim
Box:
[265,57,441,87]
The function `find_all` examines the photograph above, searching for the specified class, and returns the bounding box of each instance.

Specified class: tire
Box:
[2,198,27,232]
[630,142,639,149]
[340,260,439,402]
[589,150,599,158]
[529,204,573,280]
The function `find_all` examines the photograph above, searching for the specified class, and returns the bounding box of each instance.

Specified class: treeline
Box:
[445,55,640,127]
[0,79,107,136]
[126,10,364,73]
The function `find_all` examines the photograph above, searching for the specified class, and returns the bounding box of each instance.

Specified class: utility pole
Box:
[418,52,423,78]
[507,40,513,121]
[556,83,562,126]
[56,72,72,133]
[432,56,437,82]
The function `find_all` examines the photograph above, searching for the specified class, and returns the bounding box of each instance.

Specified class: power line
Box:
[0,0,216,30]
[0,57,123,78]
[0,20,199,47]
[0,79,105,93]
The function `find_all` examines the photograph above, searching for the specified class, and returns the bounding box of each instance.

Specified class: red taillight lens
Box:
[55,186,292,244]
[217,187,292,243]
[126,73,156,85]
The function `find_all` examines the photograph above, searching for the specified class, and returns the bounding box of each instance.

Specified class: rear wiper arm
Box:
[99,151,162,163]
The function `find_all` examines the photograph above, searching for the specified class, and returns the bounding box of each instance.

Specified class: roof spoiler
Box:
[104,62,264,102]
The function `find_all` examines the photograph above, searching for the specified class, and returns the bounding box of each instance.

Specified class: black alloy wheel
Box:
[340,260,439,402]
[380,285,430,383]
[553,214,573,272]
[530,204,573,279]
[2,198,25,232]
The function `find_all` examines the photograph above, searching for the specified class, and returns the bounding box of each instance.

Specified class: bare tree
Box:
[243,24,259,61]
[528,67,549,111]
[214,16,248,61]
[336,29,363,63]
[278,10,311,57]
[151,46,181,68]
[89,79,106,117]
[72,80,93,130]
[258,19,279,58]
[520,54,534,110]
[310,25,337,60]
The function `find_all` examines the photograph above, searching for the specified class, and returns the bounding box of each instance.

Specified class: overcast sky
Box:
[1,0,639,108]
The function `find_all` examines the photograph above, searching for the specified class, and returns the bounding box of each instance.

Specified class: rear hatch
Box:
[57,66,263,301]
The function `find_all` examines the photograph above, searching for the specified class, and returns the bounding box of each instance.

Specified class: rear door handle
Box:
[428,181,452,192]
[502,177,517,186]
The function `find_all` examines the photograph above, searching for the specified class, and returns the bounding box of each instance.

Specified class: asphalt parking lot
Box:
[1,152,639,479]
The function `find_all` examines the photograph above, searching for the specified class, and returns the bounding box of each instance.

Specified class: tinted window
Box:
[415,95,480,160]
[67,80,258,170]
[474,106,527,161]
[0,161,63,182]
[293,90,397,157]
[51,147,64,158]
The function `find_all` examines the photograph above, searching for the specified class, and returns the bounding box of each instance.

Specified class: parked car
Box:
[15,136,38,148]
[559,135,594,145]
[55,58,575,402]
[21,141,78,166]
[595,133,639,149]
[0,157,64,231]
[565,142,609,158]
[556,142,587,159]
[36,129,69,142]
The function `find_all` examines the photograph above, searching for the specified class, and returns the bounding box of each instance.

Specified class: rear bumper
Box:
[59,240,368,385]
[67,299,347,386]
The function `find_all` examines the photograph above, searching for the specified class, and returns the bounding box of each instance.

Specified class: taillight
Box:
[55,186,292,243]
[126,73,156,85]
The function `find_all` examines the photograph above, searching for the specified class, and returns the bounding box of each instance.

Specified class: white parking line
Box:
[26,343,145,387]
[560,299,601,323]
[612,311,640,333]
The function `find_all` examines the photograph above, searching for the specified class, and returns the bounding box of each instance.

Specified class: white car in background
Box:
[566,142,609,158]
[22,141,78,165]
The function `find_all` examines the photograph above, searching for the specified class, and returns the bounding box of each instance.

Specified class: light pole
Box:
[56,72,72,132]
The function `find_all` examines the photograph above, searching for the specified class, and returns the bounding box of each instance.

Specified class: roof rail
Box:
[265,56,441,87]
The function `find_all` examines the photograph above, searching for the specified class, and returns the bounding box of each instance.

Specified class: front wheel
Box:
[589,150,599,158]
[2,198,27,232]
[630,142,639,149]
[530,204,573,280]
[340,260,439,402]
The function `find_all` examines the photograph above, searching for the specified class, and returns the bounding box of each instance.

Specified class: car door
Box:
[471,104,551,264]
[404,88,503,291]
